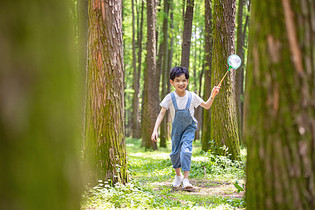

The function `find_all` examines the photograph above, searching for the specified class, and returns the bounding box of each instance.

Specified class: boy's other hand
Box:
[151,131,158,142]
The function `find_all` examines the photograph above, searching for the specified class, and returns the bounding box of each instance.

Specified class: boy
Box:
[151,66,220,190]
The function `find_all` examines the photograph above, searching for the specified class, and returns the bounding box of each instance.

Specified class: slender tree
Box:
[196,29,204,139]
[133,0,145,139]
[202,0,213,151]
[181,0,194,69]
[245,0,315,208]
[84,0,127,184]
[141,0,158,150]
[0,1,81,209]
[167,0,174,141]
[235,0,244,143]
[211,0,240,160]
[239,0,250,141]
[160,0,170,148]
[131,0,139,138]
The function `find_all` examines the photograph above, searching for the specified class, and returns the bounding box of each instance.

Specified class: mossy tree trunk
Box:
[85,0,127,184]
[0,1,81,209]
[202,0,213,152]
[141,0,158,150]
[244,0,315,208]
[211,0,240,160]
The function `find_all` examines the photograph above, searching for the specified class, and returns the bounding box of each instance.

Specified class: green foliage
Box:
[189,140,246,179]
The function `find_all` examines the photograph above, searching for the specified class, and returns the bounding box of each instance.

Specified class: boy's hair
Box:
[170,67,189,81]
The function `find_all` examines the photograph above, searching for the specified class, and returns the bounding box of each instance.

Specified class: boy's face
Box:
[170,74,189,94]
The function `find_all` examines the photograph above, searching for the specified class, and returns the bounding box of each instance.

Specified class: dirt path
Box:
[151,179,245,199]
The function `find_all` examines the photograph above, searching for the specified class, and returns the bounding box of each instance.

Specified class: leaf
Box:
[234,180,245,193]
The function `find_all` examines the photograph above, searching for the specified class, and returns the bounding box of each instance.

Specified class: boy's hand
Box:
[151,131,158,142]
[211,85,220,98]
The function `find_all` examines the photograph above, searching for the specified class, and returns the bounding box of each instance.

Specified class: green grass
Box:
[81,138,246,209]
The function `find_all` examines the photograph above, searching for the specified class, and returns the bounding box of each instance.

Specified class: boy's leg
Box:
[170,133,181,169]
[175,168,182,176]
[183,171,189,179]
[170,134,184,187]
[180,125,196,172]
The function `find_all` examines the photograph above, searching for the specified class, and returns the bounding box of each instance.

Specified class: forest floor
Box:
[81,138,246,209]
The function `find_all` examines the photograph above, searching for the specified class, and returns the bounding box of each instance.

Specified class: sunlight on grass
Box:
[129,151,170,159]
[81,138,246,209]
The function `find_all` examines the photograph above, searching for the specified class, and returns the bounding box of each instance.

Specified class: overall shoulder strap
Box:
[171,92,178,110]
[185,92,192,109]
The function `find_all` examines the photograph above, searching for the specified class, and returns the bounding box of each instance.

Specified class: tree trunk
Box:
[196,32,204,140]
[167,0,174,141]
[245,0,315,209]
[240,1,250,142]
[202,0,213,152]
[160,0,170,148]
[181,0,194,69]
[211,0,240,160]
[235,0,244,143]
[141,0,158,150]
[134,0,144,139]
[131,0,139,138]
[85,0,127,184]
[0,1,81,209]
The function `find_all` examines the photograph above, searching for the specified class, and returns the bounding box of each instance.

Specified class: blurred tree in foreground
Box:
[84,0,128,184]
[0,1,81,209]
[245,0,315,209]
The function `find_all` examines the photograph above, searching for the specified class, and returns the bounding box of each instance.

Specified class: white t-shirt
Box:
[160,90,204,123]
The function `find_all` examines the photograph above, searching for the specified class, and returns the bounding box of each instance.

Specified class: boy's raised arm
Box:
[151,107,167,142]
[200,85,220,110]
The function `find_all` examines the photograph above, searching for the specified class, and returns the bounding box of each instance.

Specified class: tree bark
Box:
[141,0,158,150]
[0,1,81,209]
[211,0,240,160]
[181,0,194,69]
[245,0,315,208]
[85,0,127,184]
[202,0,213,151]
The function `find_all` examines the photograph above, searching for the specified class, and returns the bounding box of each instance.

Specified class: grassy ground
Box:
[81,138,246,209]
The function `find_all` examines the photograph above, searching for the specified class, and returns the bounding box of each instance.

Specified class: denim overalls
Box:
[170,92,197,171]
